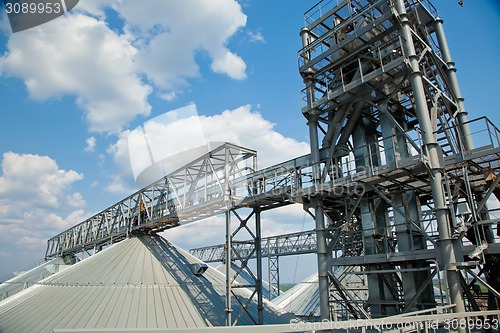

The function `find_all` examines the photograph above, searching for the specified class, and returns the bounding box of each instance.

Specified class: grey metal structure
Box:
[298,0,500,324]
[190,229,317,297]
[39,0,500,328]
[45,143,258,259]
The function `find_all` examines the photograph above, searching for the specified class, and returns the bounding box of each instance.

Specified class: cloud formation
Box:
[0,152,84,209]
[0,0,249,134]
[247,30,266,44]
[84,136,96,153]
[0,152,87,270]
[107,105,310,194]
[0,14,151,133]
[116,0,247,84]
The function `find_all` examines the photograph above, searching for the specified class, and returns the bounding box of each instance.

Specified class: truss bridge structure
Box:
[190,229,317,299]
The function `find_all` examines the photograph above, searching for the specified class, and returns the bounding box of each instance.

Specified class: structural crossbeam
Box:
[190,229,317,263]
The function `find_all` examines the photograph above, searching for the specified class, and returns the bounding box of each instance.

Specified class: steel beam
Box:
[225,211,232,326]
[301,24,331,322]
[434,17,473,152]
[393,0,467,324]
[255,208,264,324]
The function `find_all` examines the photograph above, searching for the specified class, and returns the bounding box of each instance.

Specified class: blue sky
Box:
[0,0,499,283]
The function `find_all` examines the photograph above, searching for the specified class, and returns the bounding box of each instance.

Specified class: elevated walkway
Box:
[190,230,317,263]
[46,118,500,261]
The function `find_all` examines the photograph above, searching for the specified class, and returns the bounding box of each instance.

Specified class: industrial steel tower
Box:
[299,0,500,322]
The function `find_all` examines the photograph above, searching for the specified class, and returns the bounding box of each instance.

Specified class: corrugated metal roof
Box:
[0,234,293,333]
[0,257,70,301]
[145,235,293,326]
[272,274,320,318]
[215,263,274,299]
[272,268,370,320]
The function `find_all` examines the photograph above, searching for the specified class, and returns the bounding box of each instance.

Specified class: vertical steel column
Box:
[380,110,435,312]
[225,211,232,326]
[255,207,264,324]
[353,121,398,317]
[312,198,330,321]
[393,0,466,321]
[268,254,280,299]
[301,26,331,322]
[434,17,497,259]
[224,145,232,326]
[434,17,473,152]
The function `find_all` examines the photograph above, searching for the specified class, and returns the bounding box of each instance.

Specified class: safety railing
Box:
[299,0,396,74]
[412,0,439,18]
[463,116,500,150]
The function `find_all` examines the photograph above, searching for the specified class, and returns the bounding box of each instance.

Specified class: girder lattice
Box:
[299,0,500,323]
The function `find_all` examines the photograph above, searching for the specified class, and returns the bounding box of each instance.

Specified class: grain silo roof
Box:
[272,274,320,318]
[0,257,70,301]
[0,234,292,333]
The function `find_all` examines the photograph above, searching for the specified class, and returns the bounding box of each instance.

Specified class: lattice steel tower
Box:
[299,0,500,322]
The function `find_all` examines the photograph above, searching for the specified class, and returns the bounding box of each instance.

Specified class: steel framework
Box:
[298,0,500,325]
[45,143,257,259]
[190,229,317,299]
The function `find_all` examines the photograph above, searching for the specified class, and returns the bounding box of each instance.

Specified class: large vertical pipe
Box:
[308,113,331,321]
[434,18,473,151]
[393,0,466,322]
[312,191,331,321]
[301,26,331,322]
[381,109,435,311]
[225,211,232,326]
[436,16,498,310]
[435,14,495,240]
[255,207,264,324]
[224,146,233,326]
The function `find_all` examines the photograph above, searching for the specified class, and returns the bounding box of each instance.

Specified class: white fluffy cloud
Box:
[107,105,310,194]
[116,0,248,85]
[84,136,97,153]
[0,152,84,209]
[0,152,87,266]
[0,0,249,134]
[0,14,152,133]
